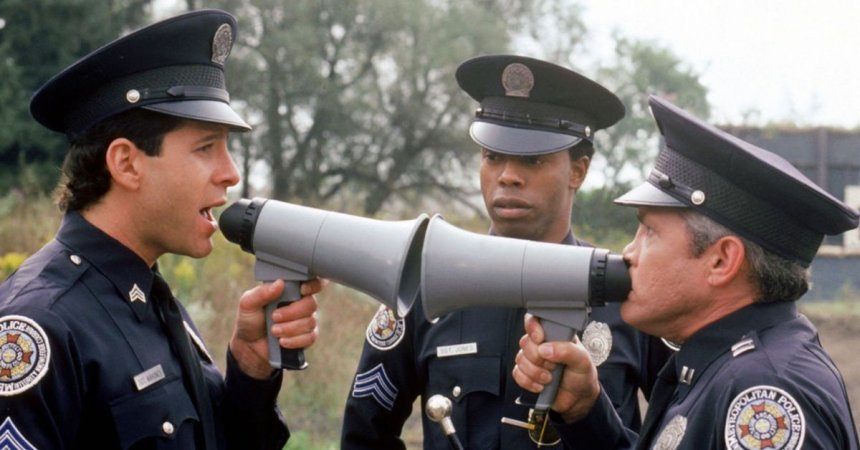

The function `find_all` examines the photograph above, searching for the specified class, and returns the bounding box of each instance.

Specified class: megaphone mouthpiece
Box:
[219,197,264,253]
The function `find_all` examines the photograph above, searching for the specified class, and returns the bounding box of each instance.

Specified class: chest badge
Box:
[0,315,51,396]
[366,305,405,351]
[654,415,687,450]
[725,385,805,450]
[581,321,612,366]
[129,283,146,303]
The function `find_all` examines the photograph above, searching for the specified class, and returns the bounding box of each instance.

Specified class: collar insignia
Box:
[129,284,146,303]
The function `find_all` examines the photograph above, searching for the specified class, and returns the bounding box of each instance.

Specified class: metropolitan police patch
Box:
[366,305,405,351]
[0,316,51,396]
[725,385,805,450]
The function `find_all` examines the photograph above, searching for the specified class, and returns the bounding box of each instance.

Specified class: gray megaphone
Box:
[420,215,630,413]
[219,198,429,370]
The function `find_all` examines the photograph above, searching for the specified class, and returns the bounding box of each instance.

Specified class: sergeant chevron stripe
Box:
[0,417,37,450]
[351,363,398,411]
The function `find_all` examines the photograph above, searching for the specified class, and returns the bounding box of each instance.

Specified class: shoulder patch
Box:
[365,305,405,351]
[725,385,805,450]
[654,415,686,450]
[582,321,612,366]
[352,363,398,411]
[0,316,51,396]
[0,417,37,449]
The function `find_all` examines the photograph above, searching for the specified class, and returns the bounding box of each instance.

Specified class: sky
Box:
[577,0,860,128]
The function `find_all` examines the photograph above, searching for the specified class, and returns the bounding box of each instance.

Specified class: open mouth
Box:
[200,207,215,224]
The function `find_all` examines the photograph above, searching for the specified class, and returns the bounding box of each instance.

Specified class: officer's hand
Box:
[229,278,322,379]
[513,314,601,424]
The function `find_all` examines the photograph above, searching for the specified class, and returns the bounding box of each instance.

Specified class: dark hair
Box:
[569,140,595,160]
[681,210,810,302]
[54,109,184,212]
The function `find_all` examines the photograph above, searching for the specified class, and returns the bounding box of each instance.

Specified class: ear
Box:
[105,138,144,191]
[704,235,746,287]
[569,155,591,190]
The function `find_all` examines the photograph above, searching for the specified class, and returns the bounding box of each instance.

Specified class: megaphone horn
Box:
[420,215,629,323]
[220,198,429,369]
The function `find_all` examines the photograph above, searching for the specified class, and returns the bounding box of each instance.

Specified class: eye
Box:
[482,150,500,162]
[522,156,542,166]
[196,143,214,153]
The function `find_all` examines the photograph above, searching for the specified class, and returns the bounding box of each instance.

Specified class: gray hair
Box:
[681,210,810,302]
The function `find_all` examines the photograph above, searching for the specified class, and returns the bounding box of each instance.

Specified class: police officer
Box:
[514,95,860,449]
[341,55,672,449]
[0,10,321,449]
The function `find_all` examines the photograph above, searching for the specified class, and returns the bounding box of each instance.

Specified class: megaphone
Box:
[420,215,630,416]
[219,197,429,370]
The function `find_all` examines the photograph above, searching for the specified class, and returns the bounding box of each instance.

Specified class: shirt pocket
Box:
[109,376,199,450]
[427,355,501,401]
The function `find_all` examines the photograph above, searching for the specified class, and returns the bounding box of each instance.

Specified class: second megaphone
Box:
[420,215,630,413]
[219,198,429,370]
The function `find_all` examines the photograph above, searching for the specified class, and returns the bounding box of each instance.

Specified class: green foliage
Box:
[0,0,153,194]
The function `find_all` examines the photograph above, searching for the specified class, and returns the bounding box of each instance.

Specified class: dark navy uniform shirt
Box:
[341,233,671,449]
[554,301,860,450]
[0,212,289,449]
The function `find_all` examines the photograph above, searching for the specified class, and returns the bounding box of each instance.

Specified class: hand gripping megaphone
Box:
[219,198,429,370]
[420,215,630,438]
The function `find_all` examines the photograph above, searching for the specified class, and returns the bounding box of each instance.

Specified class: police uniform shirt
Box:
[0,212,289,449]
[553,301,860,450]
[341,233,672,449]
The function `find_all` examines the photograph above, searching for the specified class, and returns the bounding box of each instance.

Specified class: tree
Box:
[210,0,558,215]
[0,0,153,194]
[573,34,710,243]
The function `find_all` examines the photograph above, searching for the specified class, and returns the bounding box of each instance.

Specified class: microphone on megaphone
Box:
[426,394,464,450]
[219,198,429,370]
[420,215,630,417]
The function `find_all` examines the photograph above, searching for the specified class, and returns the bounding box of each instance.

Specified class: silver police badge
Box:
[211,23,233,65]
[502,63,534,98]
[654,415,687,450]
[0,315,51,396]
[581,321,612,366]
[725,385,805,450]
[366,305,406,351]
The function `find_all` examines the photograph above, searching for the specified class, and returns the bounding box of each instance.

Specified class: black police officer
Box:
[0,10,321,449]
[515,95,860,449]
[341,55,672,449]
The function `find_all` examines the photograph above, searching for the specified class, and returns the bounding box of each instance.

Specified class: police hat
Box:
[30,9,250,139]
[456,55,625,156]
[616,95,860,266]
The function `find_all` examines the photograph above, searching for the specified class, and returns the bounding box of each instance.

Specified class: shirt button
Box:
[452,386,461,398]
[162,421,175,436]
[69,254,82,265]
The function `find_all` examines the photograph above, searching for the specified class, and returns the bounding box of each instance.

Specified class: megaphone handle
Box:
[533,319,576,411]
[265,280,309,370]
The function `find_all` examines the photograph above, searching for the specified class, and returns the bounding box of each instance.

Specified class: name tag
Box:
[436,342,478,358]
[134,364,165,391]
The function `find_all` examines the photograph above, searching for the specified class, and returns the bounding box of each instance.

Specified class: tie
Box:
[635,354,678,450]
[151,271,217,450]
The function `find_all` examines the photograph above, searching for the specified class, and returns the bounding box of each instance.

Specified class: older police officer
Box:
[0,10,321,449]
[341,55,672,449]
[514,95,860,449]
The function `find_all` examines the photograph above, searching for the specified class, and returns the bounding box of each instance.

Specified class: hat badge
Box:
[501,63,534,98]
[211,23,233,66]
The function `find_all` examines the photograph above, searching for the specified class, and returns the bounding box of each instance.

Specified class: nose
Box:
[217,146,241,187]
[621,232,639,265]
[498,160,524,187]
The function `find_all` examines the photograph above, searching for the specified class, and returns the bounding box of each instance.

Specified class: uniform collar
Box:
[673,301,797,391]
[55,211,156,317]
